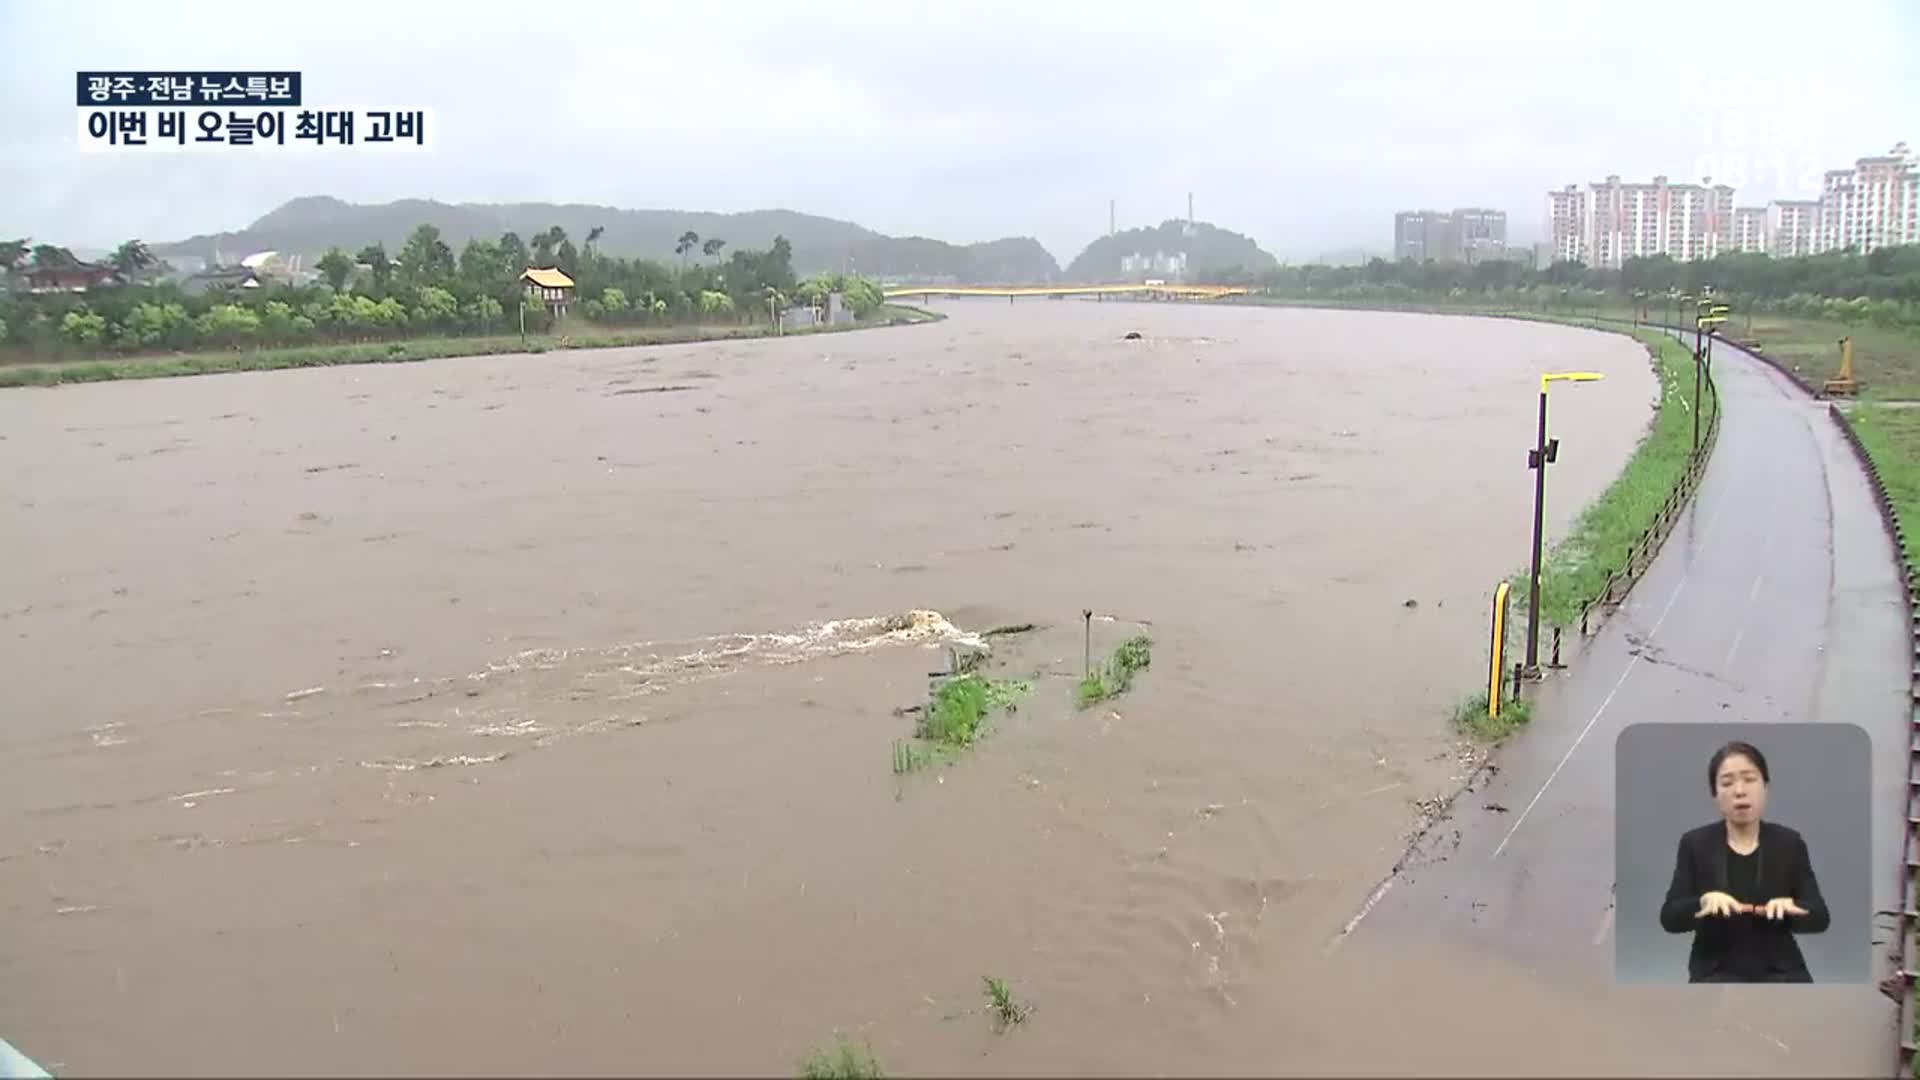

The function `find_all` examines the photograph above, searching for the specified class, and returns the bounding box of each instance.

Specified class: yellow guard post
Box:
[1488,581,1511,718]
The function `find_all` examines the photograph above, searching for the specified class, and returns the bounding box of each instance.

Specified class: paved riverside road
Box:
[1327,327,1910,1076]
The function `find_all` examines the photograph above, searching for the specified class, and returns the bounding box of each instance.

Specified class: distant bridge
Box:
[881,283,1249,301]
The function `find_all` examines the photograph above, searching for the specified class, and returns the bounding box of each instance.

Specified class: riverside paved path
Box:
[1332,327,1909,1076]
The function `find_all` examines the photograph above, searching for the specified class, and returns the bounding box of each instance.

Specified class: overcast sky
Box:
[3,0,1916,262]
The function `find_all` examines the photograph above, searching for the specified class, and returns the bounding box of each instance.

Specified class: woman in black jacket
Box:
[1659,740,1831,982]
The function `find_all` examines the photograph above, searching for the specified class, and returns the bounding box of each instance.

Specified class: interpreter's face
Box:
[1714,753,1767,825]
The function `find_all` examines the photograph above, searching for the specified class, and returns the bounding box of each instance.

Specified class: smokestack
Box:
[1109,199,1115,237]
[1188,192,1194,226]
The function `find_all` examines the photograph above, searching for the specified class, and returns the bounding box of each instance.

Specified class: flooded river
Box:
[0,301,1657,1074]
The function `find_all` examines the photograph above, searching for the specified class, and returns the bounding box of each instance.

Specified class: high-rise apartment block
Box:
[1546,185,1589,264]
[1544,143,1916,265]
[1393,211,1453,263]
[1558,175,1735,269]
[1392,208,1508,263]
[1732,207,1768,253]
[1816,146,1919,254]
[1767,201,1820,257]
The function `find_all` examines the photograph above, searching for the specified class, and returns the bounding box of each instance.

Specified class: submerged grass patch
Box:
[799,1038,885,1080]
[982,976,1031,1030]
[1076,633,1153,707]
[893,672,1031,774]
[1452,689,1534,744]
[1510,331,1701,631]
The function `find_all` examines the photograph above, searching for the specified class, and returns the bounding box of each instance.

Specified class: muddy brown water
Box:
[0,302,1659,1075]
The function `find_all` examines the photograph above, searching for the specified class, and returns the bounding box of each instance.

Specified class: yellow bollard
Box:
[1488,581,1511,719]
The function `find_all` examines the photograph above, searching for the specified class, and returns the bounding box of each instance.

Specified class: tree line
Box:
[1202,246,1920,330]
[0,224,890,358]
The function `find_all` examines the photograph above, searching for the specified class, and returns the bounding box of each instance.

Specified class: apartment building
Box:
[1766,200,1820,257]
[1392,207,1509,263]
[1732,207,1768,253]
[1546,184,1588,264]
[1816,145,1919,254]
[1393,211,1454,262]
[1453,207,1508,261]
[1583,175,1735,269]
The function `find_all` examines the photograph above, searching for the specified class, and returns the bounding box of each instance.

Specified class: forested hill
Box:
[1065,220,1278,281]
[153,197,1061,282]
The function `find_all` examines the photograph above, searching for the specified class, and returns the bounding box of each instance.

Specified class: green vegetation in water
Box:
[798,1038,885,1080]
[1452,689,1535,745]
[982,976,1031,1029]
[1508,331,1701,631]
[894,673,1032,774]
[918,674,1031,748]
[1076,633,1153,707]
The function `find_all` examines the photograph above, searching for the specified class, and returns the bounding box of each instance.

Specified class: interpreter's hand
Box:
[1696,891,1750,918]
[1759,897,1809,921]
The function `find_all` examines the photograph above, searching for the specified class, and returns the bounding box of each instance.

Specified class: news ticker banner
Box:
[76,71,431,153]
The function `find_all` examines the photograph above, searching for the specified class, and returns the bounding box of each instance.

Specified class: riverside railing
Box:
[1542,322,1724,666]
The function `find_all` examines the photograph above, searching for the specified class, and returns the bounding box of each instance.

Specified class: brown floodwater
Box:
[0,301,1660,1075]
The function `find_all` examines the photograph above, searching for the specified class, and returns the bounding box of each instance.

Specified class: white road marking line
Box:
[1723,573,1765,667]
[1491,479,1736,861]
[1326,878,1395,953]
[1723,627,1747,668]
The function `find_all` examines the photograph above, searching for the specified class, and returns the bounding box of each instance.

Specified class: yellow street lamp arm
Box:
[1541,371,1607,394]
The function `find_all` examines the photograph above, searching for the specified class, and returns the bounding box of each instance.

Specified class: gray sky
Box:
[3,0,1916,262]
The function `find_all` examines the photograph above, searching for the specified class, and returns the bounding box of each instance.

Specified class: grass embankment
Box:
[1847,406,1920,567]
[1452,328,1701,743]
[0,304,941,389]
[1076,634,1152,707]
[1507,329,1700,631]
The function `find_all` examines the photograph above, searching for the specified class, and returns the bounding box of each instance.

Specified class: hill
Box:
[1065,220,1277,282]
[153,196,1061,283]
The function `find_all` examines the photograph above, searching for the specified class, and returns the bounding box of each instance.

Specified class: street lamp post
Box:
[1524,370,1608,676]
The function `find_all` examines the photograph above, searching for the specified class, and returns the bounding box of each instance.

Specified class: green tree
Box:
[196,304,261,347]
[109,240,159,281]
[555,239,579,276]
[412,285,458,330]
[458,239,502,285]
[123,301,192,348]
[462,294,504,332]
[260,300,297,340]
[316,248,355,292]
[498,232,530,276]
[697,290,734,317]
[530,226,568,268]
[61,309,106,347]
[399,225,456,289]
[355,244,392,294]
[600,287,628,314]
[675,230,700,264]
[0,239,27,275]
[702,237,726,261]
[31,244,79,271]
